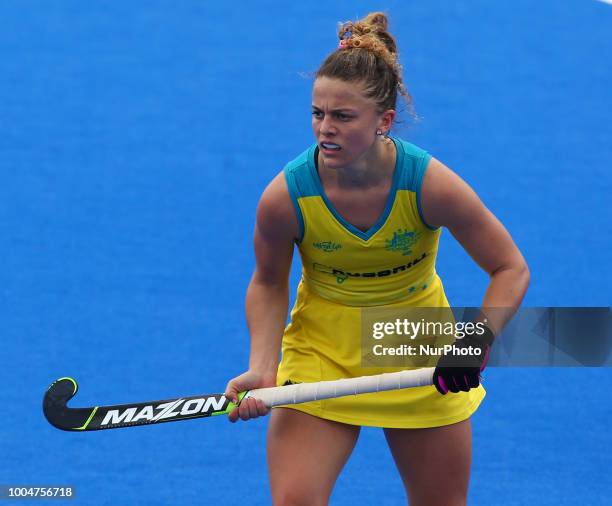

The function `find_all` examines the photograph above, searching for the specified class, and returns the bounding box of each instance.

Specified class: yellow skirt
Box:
[276,277,485,428]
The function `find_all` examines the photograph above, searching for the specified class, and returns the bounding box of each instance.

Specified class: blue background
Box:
[1,1,610,504]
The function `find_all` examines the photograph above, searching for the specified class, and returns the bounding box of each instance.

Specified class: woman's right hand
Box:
[224,370,277,423]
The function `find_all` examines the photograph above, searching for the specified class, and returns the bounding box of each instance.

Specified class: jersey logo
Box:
[313,240,342,253]
[313,252,428,284]
[385,229,421,256]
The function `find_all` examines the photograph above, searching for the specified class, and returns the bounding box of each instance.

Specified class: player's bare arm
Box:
[247,171,298,372]
[225,172,297,421]
[421,157,530,333]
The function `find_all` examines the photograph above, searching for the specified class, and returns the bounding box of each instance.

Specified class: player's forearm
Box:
[478,262,530,334]
[245,276,289,374]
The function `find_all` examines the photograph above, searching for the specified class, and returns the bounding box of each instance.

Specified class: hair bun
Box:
[321,11,415,121]
[364,12,388,31]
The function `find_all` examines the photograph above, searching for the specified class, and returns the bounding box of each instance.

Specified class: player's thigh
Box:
[267,407,360,506]
[384,418,472,506]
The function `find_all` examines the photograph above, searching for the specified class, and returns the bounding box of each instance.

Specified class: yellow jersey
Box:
[277,137,485,428]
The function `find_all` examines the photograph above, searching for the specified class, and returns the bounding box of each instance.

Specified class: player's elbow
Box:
[516,260,530,293]
[490,256,530,293]
[250,268,290,292]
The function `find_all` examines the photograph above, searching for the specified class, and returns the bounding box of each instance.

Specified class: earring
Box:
[376,129,383,136]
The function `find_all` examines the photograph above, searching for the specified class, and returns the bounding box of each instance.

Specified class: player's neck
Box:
[319,138,395,189]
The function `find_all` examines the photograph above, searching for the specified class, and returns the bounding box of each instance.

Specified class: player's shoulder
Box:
[392,137,431,161]
[420,155,484,228]
[262,142,315,202]
[260,170,291,205]
[422,156,470,201]
[390,136,458,194]
[257,170,299,241]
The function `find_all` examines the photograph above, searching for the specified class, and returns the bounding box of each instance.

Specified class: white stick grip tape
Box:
[245,368,435,408]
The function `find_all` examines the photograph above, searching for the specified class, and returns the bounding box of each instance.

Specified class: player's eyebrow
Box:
[312,105,357,113]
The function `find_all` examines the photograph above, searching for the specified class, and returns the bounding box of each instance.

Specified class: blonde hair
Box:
[316,12,415,121]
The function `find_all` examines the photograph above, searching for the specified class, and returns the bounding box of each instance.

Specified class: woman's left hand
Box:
[433,327,494,394]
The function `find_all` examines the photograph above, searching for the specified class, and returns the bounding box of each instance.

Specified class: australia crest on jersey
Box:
[384,229,421,256]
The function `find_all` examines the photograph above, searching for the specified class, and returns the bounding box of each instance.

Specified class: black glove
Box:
[433,326,495,394]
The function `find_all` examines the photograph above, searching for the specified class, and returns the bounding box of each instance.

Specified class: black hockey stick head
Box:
[43,377,244,431]
[43,377,97,431]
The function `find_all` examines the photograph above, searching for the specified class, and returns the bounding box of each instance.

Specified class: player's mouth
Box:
[320,142,342,154]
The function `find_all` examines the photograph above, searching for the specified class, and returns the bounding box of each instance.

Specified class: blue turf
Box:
[1,1,610,504]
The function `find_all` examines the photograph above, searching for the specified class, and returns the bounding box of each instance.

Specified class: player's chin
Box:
[320,150,352,168]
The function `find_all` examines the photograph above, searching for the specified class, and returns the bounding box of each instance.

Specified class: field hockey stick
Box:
[43,368,435,431]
